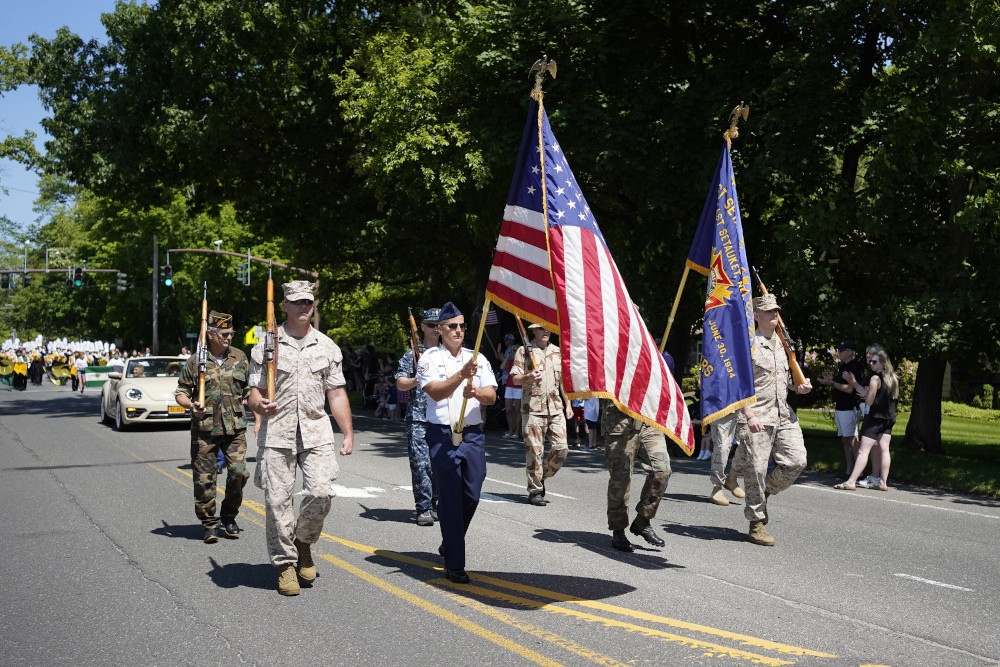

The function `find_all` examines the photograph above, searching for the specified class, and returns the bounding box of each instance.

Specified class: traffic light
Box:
[161,264,173,287]
[22,274,31,288]
[73,267,84,287]
[1,274,9,289]
[236,262,248,286]
[116,272,128,293]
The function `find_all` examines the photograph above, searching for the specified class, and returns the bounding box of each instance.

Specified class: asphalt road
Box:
[2,383,998,667]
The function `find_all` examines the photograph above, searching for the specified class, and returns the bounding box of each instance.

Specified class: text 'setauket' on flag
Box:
[486,97,694,453]
[686,143,756,429]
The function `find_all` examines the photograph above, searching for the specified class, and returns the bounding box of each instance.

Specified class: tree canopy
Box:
[2,0,998,450]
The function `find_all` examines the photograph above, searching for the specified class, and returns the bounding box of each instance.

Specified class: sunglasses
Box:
[442,322,467,331]
[288,299,314,307]
[869,358,880,365]
[214,331,235,338]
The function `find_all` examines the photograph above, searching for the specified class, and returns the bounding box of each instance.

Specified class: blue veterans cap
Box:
[438,301,462,320]
[421,307,441,323]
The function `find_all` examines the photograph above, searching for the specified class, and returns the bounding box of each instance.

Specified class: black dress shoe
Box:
[630,525,665,547]
[221,519,241,538]
[438,543,445,557]
[204,527,219,544]
[610,529,634,552]
[445,568,471,584]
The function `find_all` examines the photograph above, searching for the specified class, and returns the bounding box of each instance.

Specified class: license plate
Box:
[168,405,185,414]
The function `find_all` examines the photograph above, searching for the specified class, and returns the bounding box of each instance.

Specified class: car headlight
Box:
[124,387,143,401]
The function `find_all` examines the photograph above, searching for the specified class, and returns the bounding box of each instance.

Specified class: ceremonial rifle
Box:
[407,307,421,375]
[750,267,808,388]
[514,317,537,372]
[264,263,277,401]
[196,281,208,406]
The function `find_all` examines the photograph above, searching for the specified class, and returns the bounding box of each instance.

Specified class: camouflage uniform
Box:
[249,324,346,566]
[511,341,569,496]
[396,346,437,513]
[735,332,807,522]
[175,347,251,529]
[602,400,671,531]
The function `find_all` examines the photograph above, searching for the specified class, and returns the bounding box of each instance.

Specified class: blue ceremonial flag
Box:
[686,143,755,428]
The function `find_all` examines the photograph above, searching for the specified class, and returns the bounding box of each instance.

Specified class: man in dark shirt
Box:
[819,340,865,478]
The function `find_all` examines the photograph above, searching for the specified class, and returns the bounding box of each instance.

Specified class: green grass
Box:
[798,409,1000,498]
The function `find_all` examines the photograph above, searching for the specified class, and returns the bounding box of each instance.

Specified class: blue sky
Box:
[1,0,123,232]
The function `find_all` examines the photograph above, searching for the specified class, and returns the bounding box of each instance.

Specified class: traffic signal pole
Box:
[152,235,159,355]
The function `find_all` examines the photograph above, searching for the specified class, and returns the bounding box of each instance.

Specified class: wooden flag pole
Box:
[659,265,690,351]
[453,296,492,445]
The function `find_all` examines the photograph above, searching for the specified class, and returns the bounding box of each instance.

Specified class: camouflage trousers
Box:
[735,419,807,522]
[709,411,740,487]
[407,420,437,512]
[522,412,569,495]
[191,430,249,529]
[261,442,340,566]
[604,424,671,530]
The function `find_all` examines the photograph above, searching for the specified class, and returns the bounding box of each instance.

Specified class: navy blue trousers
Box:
[427,424,486,571]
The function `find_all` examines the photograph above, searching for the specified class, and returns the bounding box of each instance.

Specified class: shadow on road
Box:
[151,520,205,541]
[532,528,684,570]
[206,557,274,590]
[357,503,418,525]
[661,521,746,542]
[365,548,639,609]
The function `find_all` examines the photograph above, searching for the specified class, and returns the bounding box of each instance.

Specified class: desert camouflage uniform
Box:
[735,332,807,522]
[175,348,250,529]
[395,347,436,513]
[511,342,569,496]
[602,400,672,531]
[249,325,345,566]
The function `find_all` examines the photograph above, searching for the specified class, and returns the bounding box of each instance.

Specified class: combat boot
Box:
[294,539,317,583]
[747,520,775,546]
[629,517,665,547]
[277,564,300,596]
[710,485,730,506]
[611,529,634,552]
[724,470,746,499]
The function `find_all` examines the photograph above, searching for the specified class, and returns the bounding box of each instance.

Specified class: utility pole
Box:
[152,235,159,355]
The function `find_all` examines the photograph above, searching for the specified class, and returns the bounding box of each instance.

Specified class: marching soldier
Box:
[510,323,573,505]
[735,294,811,546]
[602,401,670,551]
[394,307,441,526]
[248,281,355,596]
[174,311,251,544]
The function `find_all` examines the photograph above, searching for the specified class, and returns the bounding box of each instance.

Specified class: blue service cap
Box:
[438,301,463,320]
[421,308,441,323]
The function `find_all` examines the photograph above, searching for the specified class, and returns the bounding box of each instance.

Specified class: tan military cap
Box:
[753,293,781,311]
[282,280,315,302]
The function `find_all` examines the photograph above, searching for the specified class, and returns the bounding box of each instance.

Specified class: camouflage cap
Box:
[208,310,233,329]
[282,280,314,302]
[421,307,441,323]
[753,293,781,311]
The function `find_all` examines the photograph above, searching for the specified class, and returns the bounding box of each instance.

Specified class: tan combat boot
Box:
[277,563,300,596]
[724,469,746,499]
[710,485,730,506]
[294,539,317,583]
[747,520,775,546]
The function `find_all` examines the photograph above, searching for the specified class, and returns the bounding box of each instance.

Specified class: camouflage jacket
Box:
[511,342,565,415]
[395,346,428,422]
[175,346,250,436]
[738,332,798,428]
[249,325,346,450]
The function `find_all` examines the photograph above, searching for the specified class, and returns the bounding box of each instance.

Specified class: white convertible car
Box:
[100,356,190,430]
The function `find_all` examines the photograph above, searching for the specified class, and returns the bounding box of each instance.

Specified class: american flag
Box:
[483,308,499,325]
[486,98,694,452]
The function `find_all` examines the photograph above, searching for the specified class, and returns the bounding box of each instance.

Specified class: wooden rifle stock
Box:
[751,267,808,388]
[197,282,208,405]
[264,263,277,401]
[407,307,420,375]
[514,317,537,371]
